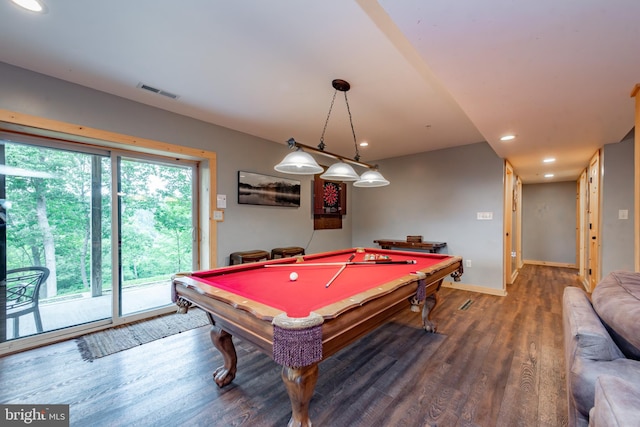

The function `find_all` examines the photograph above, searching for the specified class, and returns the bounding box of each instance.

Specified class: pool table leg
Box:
[282,363,318,427]
[209,322,238,387]
[421,292,441,333]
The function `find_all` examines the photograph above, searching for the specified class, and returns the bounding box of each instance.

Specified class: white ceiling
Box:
[1,0,638,183]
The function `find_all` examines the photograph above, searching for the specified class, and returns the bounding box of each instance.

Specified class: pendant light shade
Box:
[274,150,324,175]
[320,161,360,181]
[354,170,390,187]
[10,0,45,12]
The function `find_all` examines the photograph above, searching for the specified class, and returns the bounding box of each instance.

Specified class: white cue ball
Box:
[289,272,298,281]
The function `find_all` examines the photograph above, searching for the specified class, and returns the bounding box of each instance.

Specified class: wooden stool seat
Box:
[271,246,305,259]
[230,250,270,265]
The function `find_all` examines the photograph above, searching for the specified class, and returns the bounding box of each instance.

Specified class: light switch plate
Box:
[477,212,493,220]
[216,194,227,209]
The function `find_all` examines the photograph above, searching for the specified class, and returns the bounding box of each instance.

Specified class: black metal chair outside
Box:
[5,266,50,338]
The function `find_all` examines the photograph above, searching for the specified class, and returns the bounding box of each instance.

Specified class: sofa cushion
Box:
[571,358,640,421]
[588,375,640,427]
[592,271,640,360]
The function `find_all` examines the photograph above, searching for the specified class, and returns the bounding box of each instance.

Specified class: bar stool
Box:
[229,250,270,265]
[271,246,305,259]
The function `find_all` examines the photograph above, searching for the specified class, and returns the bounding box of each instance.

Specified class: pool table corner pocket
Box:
[272,312,324,368]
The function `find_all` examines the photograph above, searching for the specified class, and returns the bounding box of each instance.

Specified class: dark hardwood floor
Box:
[0,264,579,426]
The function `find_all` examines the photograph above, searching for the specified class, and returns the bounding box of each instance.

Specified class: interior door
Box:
[577,171,587,283]
[514,176,522,273]
[504,162,514,286]
[587,151,601,291]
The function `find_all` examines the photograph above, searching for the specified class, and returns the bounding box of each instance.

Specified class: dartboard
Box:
[323,182,339,207]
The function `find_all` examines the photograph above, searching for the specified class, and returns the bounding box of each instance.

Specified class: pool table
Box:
[172,248,463,427]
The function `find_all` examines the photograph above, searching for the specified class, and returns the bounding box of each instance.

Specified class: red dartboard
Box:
[323,182,339,207]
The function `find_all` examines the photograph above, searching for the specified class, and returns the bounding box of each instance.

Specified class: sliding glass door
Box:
[1,140,112,340]
[117,157,194,315]
[0,135,196,344]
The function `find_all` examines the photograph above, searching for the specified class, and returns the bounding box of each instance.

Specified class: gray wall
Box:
[2,61,565,294]
[601,137,634,275]
[352,143,505,291]
[522,182,576,265]
[0,62,351,267]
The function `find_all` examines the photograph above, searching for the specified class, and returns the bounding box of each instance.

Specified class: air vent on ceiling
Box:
[137,83,179,99]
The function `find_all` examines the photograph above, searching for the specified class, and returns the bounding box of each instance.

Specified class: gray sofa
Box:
[563,271,640,427]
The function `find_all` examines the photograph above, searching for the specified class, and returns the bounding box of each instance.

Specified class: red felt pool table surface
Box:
[186,248,457,318]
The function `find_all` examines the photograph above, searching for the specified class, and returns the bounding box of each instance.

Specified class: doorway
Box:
[504,162,521,286]
[586,151,601,291]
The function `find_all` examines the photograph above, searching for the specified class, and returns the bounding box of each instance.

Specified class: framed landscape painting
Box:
[238,171,301,207]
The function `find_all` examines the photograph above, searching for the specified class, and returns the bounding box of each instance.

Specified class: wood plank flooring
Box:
[0,264,579,426]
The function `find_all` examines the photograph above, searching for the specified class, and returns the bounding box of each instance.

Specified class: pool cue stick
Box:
[264,259,418,268]
[264,262,348,268]
[324,253,355,288]
[325,263,347,288]
[351,260,417,265]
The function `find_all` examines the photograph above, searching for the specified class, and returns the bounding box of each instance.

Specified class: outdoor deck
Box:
[6,282,172,340]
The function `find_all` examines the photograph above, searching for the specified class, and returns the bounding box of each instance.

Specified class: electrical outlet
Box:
[465,259,472,268]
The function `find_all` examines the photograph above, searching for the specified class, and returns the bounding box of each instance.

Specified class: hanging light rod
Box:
[285,138,378,171]
[275,78,390,187]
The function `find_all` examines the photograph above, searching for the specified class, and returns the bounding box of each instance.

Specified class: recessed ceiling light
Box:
[500,135,516,141]
[544,173,554,178]
[10,0,45,12]
[543,158,556,163]
[359,141,369,147]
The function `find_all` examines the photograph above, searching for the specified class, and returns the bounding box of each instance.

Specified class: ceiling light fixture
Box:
[543,158,556,163]
[274,79,390,187]
[500,135,516,141]
[10,0,45,12]
[544,173,555,178]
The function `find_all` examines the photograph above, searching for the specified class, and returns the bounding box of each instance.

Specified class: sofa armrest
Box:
[563,287,625,362]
